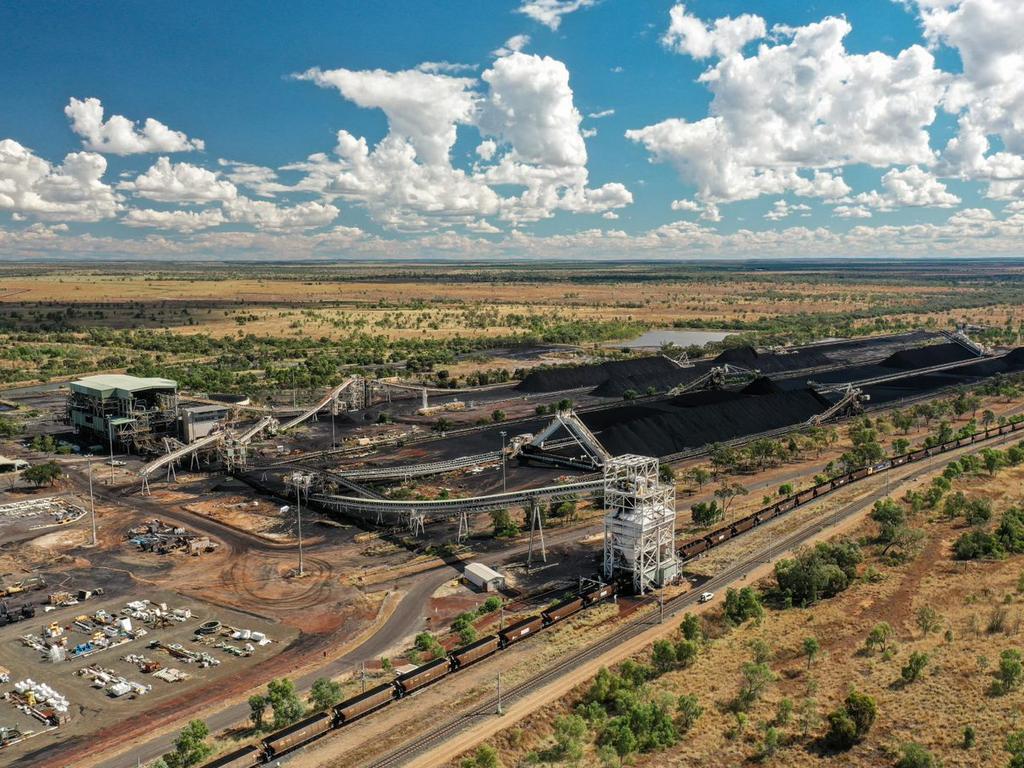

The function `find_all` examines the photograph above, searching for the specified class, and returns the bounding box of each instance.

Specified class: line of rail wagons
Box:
[200,582,617,767]
[678,419,1024,561]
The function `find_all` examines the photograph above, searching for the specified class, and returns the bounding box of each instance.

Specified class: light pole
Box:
[88,457,97,546]
[331,400,336,448]
[500,430,507,493]
[496,672,503,715]
[294,473,305,577]
[107,421,115,485]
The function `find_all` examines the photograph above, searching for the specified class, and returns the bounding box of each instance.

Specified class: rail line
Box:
[194,419,1024,768]
[364,424,1024,768]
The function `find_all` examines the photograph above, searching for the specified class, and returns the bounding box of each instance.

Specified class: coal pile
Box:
[516,356,680,393]
[588,346,832,398]
[881,342,976,370]
[589,366,706,398]
[579,378,830,457]
[862,346,1024,405]
[712,346,832,374]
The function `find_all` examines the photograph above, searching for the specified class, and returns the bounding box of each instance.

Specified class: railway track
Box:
[363,428,1024,768]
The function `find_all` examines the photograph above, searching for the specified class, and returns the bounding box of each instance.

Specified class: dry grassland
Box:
[452,464,1024,768]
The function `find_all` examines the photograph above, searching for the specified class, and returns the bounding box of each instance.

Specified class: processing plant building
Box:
[68,374,179,453]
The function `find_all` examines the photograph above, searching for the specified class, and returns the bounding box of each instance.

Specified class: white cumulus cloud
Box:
[628,14,944,204]
[0,139,120,221]
[223,197,339,230]
[119,157,237,203]
[517,0,596,31]
[852,165,960,210]
[123,207,225,232]
[662,3,766,60]
[65,97,204,155]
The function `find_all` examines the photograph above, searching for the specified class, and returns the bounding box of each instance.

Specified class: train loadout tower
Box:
[602,454,679,594]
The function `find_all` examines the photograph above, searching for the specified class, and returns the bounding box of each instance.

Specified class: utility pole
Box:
[360,660,366,692]
[331,400,336,448]
[500,430,507,493]
[295,474,305,577]
[658,590,664,624]
[88,457,97,546]
[496,672,503,715]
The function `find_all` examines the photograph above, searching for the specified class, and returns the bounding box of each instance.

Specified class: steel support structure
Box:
[602,454,677,594]
[526,499,546,569]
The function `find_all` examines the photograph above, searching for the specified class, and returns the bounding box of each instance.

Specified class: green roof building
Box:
[68,374,178,452]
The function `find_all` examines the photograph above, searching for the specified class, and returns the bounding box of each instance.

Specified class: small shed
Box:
[464,562,505,592]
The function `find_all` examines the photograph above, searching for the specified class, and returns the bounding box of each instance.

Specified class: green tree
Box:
[309,677,343,711]
[490,409,506,422]
[687,466,711,490]
[865,622,894,654]
[915,606,941,636]
[778,482,793,497]
[163,720,211,768]
[998,649,1024,694]
[871,497,905,543]
[676,693,703,732]
[267,678,304,729]
[758,726,781,759]
[845,689,878,738]
[23,461,61,487]
[680,613,703,643]
[824,709,858,751]
[691,499,723,528]
[901,651,929,684]
[825,690,876,750]
[489,508,519,538]
[551,714,588,761]
[674,638,699,668]
[736,661,775,711]
[803,636,820,669]
[724,586,763,625]
[714,482,749,518]
[651,639,677,675]
[248,694,267,730]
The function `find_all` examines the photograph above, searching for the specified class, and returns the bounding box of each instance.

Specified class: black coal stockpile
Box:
[580,378,830,457]
[589,365,707,398]
[516,356,680,393]
[712,346,832,374]
[590,345,834,398]
[810,342,981,386]
[881,342,976,369]
[863,346,1024,404]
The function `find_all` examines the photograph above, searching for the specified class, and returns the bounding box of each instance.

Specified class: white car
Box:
[698,591,714,603]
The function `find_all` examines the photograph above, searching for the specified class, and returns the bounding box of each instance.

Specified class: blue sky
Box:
[1,0,1023,259]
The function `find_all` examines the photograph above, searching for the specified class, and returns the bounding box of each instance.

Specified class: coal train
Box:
[679,418,1024,561]
[199,582,617,768]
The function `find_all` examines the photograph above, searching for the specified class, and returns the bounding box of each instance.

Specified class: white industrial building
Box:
[464,562,505,592]
[602,454,678,594]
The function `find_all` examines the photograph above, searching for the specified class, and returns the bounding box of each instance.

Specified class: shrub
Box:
[723,586,763,625]
[896,742,938,768]
[901,651,929,684]
[774,540,862,607]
